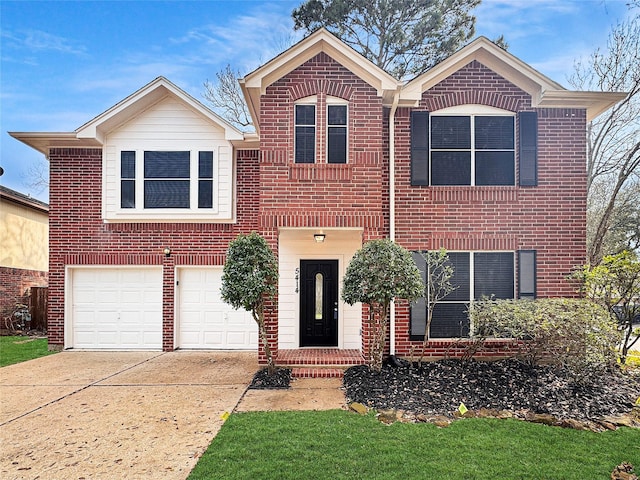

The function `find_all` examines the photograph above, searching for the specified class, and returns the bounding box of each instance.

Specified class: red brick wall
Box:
[258,52,387,234]
[257,52,391,357]
[47,148,260,350]
[46,57,589,361]
[392,60,587,356]
[0,266,48,319]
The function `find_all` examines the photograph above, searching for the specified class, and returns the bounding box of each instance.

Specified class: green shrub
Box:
[469,298,621,381]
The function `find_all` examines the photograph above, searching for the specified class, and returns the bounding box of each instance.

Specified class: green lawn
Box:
[189,410,640,480]
[0,336,57,367]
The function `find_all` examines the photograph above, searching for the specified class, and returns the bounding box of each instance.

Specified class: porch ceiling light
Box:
[314,233,326,243]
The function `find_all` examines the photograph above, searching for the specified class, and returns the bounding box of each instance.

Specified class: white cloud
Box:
[61,1,304,105]
[1,28,87,56]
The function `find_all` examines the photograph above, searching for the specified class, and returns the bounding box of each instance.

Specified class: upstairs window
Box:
[295,104,316,163]
[120,151,136,209]
[144,151,190,208]
[430,115,515,186]
[119,150,214,210]
[198,151,213,209]
[327,104,347,164]
[411,108,537,187]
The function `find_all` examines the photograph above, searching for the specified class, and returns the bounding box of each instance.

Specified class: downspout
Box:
[389,91,400,356]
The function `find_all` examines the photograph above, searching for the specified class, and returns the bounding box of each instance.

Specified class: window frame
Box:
[117,149,217,213]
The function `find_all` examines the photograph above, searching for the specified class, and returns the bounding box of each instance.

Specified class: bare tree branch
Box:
[203,64,253,131]
[569,13,640,264]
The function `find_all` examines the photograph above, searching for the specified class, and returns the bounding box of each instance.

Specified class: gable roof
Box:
[240,28,402,132]
[401,37,626,121]
[10,76,243,156]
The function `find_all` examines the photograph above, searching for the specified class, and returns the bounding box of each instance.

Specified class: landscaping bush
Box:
[469,298,621,382]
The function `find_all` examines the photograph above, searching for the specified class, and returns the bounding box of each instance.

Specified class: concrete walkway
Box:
[0,351,347,480]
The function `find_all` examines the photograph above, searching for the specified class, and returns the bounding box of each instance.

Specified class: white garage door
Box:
[177,267,257,349]
[70,267,162,349]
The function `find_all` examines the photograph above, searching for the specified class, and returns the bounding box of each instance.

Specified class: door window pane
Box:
[315,273,323,320]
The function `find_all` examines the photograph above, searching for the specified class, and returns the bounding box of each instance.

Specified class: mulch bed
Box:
[249,367,292,389]
[343,358,640,423]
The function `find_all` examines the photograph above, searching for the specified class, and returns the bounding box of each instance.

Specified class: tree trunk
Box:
[254,303,275,375]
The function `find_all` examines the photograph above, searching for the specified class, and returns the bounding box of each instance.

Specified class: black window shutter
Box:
[410,111,429,186]
[518,250,537,299]
[518,111,538,186]
[410,251,427,338]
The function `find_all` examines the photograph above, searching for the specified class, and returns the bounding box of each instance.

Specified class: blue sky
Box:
[0,0,633,202]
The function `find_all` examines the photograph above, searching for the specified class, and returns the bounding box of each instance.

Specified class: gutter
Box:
[388,91,400,355]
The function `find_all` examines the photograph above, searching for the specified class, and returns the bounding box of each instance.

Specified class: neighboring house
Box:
[10,30,624,370]
[0,185,49,320]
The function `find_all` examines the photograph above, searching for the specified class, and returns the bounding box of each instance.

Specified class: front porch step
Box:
[277,348,366,378]
[291,367,346,378]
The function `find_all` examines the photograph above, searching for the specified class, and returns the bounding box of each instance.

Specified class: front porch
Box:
[277,348,366,378]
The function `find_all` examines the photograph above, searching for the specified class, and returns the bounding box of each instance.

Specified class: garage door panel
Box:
[178,268,257,349]
[70,267,162,350]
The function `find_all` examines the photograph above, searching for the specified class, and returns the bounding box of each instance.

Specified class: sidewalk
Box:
[235,377,347,412]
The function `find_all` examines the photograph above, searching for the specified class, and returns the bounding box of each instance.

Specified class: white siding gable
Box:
[103,95,235,223]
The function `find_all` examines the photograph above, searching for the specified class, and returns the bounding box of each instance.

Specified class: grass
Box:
[189,410,640,480]
[0,335,57,367]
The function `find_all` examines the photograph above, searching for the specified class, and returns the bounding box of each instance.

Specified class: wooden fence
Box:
[29,286,48,331]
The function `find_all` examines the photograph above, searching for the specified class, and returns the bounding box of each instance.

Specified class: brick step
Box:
[291,367,347,378]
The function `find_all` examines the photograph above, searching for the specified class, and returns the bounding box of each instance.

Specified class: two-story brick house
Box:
[11,29,624,372]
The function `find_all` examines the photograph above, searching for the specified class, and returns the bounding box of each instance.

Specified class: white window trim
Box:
[430,106,516,186]
[115,148,219,220]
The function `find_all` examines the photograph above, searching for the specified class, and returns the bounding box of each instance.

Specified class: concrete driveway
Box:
[0,351,257,480]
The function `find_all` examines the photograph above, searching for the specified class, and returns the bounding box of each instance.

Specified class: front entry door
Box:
[300,260,338,347]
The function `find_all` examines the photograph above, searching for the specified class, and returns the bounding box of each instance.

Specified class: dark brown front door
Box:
[300,260,338,347]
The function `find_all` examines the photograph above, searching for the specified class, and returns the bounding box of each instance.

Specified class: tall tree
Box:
[292,0,480,79]
[569,13,640,264]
